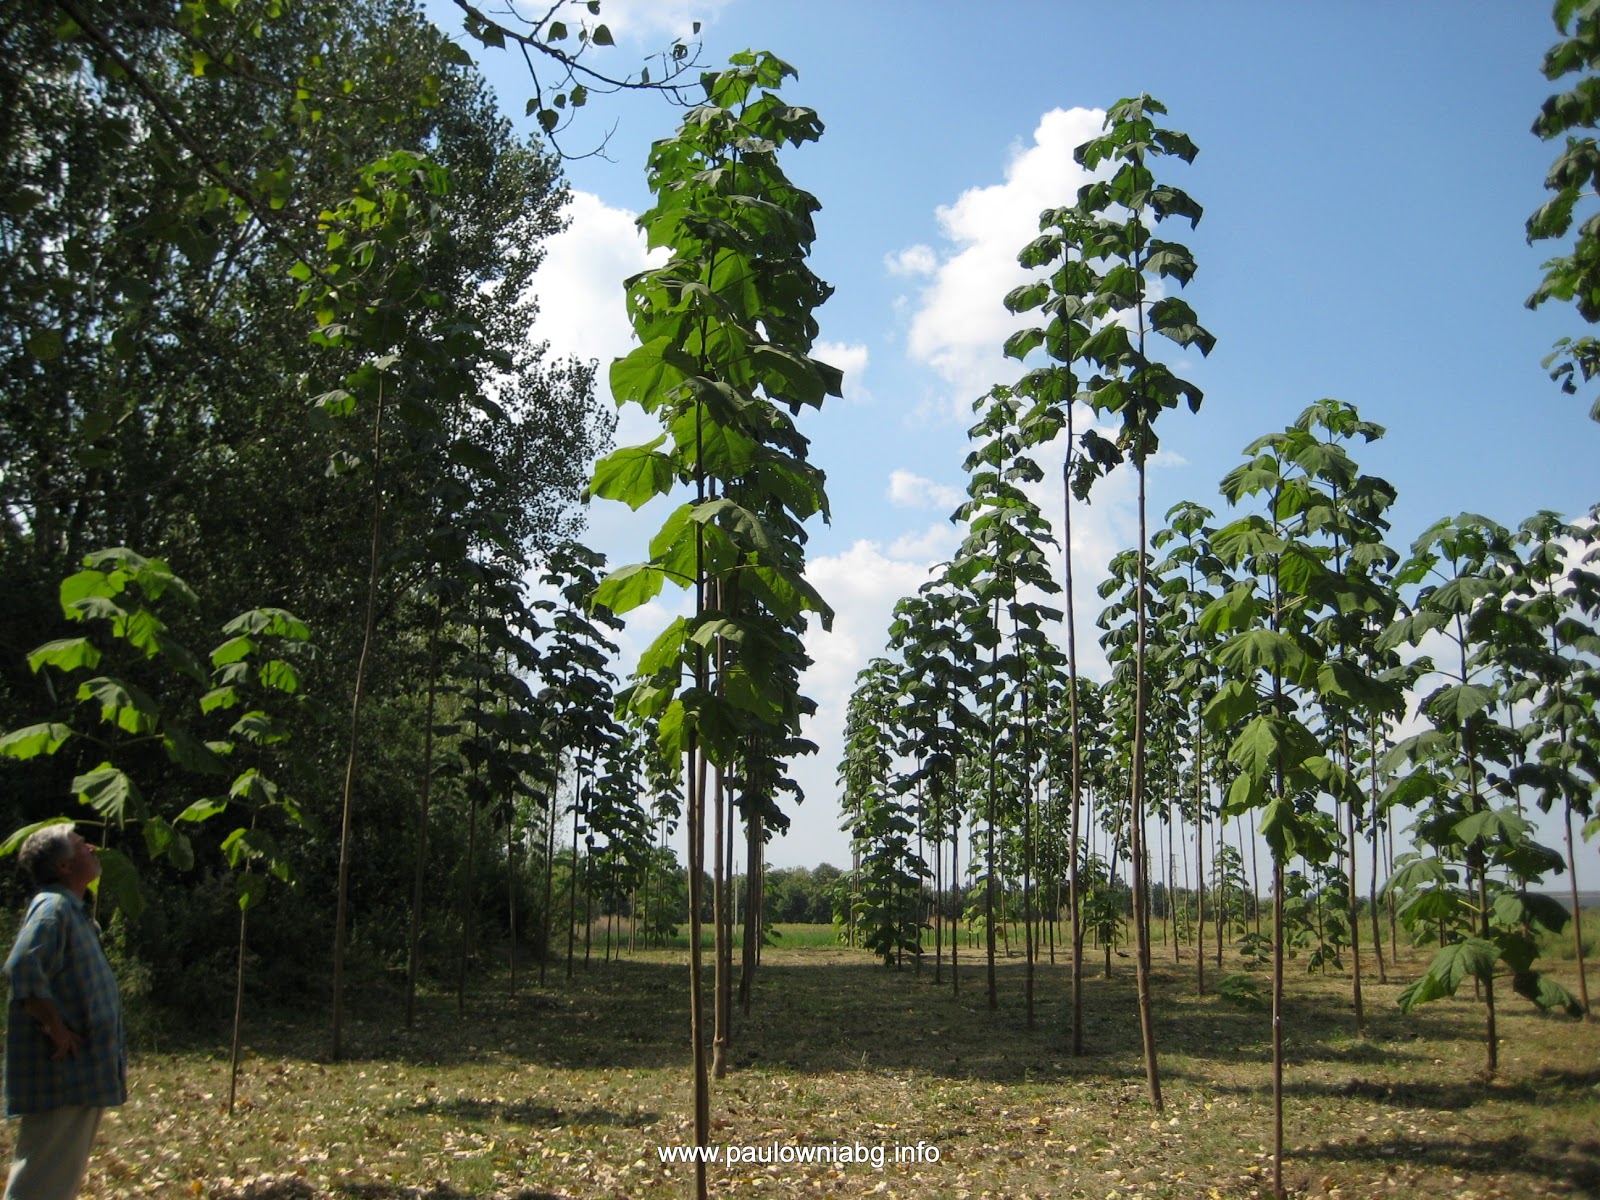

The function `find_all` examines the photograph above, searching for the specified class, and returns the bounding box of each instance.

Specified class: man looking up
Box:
[2,826,126,1199]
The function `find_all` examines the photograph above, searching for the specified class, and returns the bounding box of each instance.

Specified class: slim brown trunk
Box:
[331,375,386,1061]
[1566,803,1592,1018]
[406,598,442,1027]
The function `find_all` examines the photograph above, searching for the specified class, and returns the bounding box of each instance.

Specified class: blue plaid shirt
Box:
[3,886,126,1116]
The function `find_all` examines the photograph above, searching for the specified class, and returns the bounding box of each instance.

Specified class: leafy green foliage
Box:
[1529,1,1600,418]
[594,50,837,771]
[0,550,314,918]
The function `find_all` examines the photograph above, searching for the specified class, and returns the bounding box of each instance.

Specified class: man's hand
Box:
[22,997,81,1059]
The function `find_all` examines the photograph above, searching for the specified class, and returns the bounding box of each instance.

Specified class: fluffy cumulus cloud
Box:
[897,107,1106,418]
[814,340,871,404]
[884,244,937,278]
[528,189,668,458]
[887,469,963,513]
[772,539,946,867]
[530,190,655,373]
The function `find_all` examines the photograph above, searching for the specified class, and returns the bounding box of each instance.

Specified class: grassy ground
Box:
[8,924,1598,1199]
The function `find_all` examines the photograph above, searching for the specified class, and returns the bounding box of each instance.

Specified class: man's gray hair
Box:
[16,825,76,891]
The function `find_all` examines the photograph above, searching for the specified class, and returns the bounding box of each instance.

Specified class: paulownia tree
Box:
[1381,514,1582,1072]
[947,384,1062,1013]
[1503,512,1599,1017]
[1204,415,1385,1200]
[587,51,838,1199]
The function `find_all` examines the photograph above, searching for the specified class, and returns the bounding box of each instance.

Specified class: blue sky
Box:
[427,1,1598,887]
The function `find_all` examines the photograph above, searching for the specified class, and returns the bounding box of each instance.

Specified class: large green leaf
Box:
[1426,683,1496,726]
[210,635,256,666]
[1214,628,1313,684]
[1397,938,1499,1012]
[1395,886,1464,926]
[91,846,144,921]
[1228,713,1314,781]
[59,567,121,612]
[257,659,302,694]
[1376,608,1448,652]
[176,798,229,823]
[610,338,695,410]
[589,437,675,510]
[27,638,102,674]
[593,563,667,614]
[1511,969,1582,1015]
[636,616,690,678]
[0,723,74,761]
[1454,806,1530,848]
[230,767,281,806]
[1203,679,1259,731]
[76,676,160,735]
[73,764,143,822]
[220,608,312,642]
[161,727,230,775]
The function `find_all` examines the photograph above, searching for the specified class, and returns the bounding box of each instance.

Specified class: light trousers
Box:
[3,1105,103,1200]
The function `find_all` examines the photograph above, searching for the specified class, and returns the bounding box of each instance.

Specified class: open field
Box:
[10,930,1598,1199]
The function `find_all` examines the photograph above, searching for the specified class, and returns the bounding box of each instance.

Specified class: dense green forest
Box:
[0,0,625,1017]
[2,3,1599,1199]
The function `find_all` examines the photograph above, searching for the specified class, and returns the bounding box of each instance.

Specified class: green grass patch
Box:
[13,938,1597,1198]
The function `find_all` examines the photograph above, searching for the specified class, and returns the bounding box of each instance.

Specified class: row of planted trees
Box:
[836,95,1598,1200]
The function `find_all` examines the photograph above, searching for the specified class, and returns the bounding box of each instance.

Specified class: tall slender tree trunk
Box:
[1129,462,1163,1112]
[1195,720,1206,996]
[1272,856,1286,1200]
[406,597,442,1027]
[687,739,710,1200]
[1565,804,1592,1018]
[507,816,518,995]
[1168,816,1180,963]
[583,882,594,967]
[1248,810,1263,933]
[950,816,960,996]
[1476,857,1499,1075]
[1368,719,1387,985]
[1062,320,1087,1059]
[228,902,249,1116]
[1343,728,1365,1036]
[712,764,730,1078]
[1022,683,1036,1030]
[722,770,736,1039]
[540,781,557,986]
[1215,816,1227,970]
[566,791,580,981]
[459,772,478,1014]
[331,376,387,1062]
[985,614,1001,1013]
[1385,814,1398,955]
[933,816,944,984]
[739,808,762,1015]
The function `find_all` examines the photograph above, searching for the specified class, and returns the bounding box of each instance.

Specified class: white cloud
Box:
[814,339,871,404]
[888,522,961,562]
[529,189,669,458]
[766,539,949,867]
[884,244,938,277]
[887,469,963,513]
[531,190,659,374]
[902,107,1107,419]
